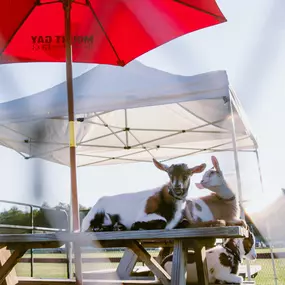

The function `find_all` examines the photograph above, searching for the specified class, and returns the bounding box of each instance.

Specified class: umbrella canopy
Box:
[0,61,257,167]
[0,0,226,65]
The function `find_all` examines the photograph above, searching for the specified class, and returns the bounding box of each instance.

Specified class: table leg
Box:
[73,244,82,285]
[171,240,187,285]
[116,248,138,279]
[0,247,26,285]
[193,242,209,285]
[129,241,171,285]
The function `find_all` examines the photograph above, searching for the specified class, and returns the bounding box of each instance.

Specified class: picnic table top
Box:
[0,226,247,246]
[0,227,249,285]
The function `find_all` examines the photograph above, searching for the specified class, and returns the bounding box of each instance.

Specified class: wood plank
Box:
[117,248,138,280]
[73,245,82,285]
[82,268,120,280]
[18,278,74,285]
[18,278,255,285]
[0,227,247,246]
[6,242,62,250]
[59,226,248,242]
[20,257,122,264]
[18,278,161,285]
[170,240,187,285]
[0,248,18,285]
[86,279,161,284]
[83,269,155,281]
[128,241,170,285]
[88,280,162,284]
[83,268,118,280]
[193,242,209,285]
[132,267,152,276]
[0,247,26,285]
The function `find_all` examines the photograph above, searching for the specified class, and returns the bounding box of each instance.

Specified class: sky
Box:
[0,0,284,217]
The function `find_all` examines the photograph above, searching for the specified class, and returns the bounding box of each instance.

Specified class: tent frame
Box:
[1,64,276,281]
[229,88,277,283]
[4,98,257,167]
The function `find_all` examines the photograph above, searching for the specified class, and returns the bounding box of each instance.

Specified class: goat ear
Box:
[189,163,206,175]
[153,158,169,172]
[211,156,221,172]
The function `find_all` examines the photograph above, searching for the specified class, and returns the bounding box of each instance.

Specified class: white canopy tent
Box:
[0,61,264,280]
[0,61,257,168]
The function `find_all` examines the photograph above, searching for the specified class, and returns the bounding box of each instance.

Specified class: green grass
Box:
[256,247,285,253]
[15,251,285,284]
[247,259,285,285]
[16,263,69,279]
[22,251,126,259]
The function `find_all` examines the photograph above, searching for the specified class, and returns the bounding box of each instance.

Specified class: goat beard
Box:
[168,187,187,200]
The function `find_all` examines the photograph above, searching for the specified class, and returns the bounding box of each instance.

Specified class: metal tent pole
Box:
[228,93,252,281]
[229,98,243,215]
[63,0,82,284]
[255,150,278,285]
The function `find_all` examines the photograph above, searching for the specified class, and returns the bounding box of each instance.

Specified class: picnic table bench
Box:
[0,226,249,285]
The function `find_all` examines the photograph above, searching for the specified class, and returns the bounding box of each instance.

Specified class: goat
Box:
[182,155,246,228]
[162,227,257,284]
[81,158,206,232]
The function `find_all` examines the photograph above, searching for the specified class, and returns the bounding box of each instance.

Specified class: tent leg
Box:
[64,0,82,284]
[229,93,252,281]
[255,150,278,285]
[229,94,245,216]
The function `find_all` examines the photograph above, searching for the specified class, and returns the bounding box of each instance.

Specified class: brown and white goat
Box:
[183,156,246,228]
[81,159,206,232]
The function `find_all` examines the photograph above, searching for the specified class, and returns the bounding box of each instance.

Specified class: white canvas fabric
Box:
[0,61,257,167]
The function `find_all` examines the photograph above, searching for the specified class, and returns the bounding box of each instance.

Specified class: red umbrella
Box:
[0,0,226,233]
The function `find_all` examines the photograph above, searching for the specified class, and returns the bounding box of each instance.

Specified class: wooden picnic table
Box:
[0,226,248,285]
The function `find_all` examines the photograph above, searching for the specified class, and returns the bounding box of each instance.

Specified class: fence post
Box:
[255,150,278,285]
[30,205,34,278]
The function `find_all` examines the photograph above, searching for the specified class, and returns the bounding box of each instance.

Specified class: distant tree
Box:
[0,202,91,233]
[0,206,31,233]
[41,202,50,208]
[55,202,70,211]
[79,204,90,211]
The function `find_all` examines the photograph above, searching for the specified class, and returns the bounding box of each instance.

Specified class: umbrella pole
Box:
[64,0,82,284]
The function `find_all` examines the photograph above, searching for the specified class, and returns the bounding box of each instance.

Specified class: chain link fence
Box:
[246,247,285,285]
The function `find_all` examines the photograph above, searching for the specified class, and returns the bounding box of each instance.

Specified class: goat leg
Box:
[186,219,226,228]
[113,222,127,231]
[226,219,247,228]
[131,220,167,230]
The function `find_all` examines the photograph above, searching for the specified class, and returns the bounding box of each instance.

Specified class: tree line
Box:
[0,202,90,234]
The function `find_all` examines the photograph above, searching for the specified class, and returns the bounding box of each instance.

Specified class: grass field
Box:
[15,249,285,285]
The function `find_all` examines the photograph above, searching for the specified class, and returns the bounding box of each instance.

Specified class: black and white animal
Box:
[81,158,206,232]
[183,156,246,228]
[162,229,257,284]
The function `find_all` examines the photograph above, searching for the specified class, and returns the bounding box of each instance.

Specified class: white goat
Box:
[183,155,246,227]
[81,159,206,232]
[162,228,257,284]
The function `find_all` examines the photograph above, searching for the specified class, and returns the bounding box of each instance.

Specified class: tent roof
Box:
[0,61,257,167]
